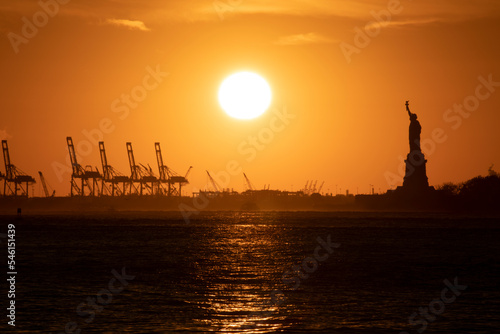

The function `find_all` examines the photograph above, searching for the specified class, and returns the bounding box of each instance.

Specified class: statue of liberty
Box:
[406,101,421,153]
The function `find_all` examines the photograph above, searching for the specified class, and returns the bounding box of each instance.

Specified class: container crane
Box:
[99,142,129,196]
[243,173,255,191]
[317,181,325,194]
[2,140,36,197]
[66,137,101,196]
[311,180,318,194]
[38,171,55,197]
[206,171,221,193]
[155,142,189,196]
[126,142,157,195]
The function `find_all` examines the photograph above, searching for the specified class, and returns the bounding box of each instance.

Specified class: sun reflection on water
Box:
[189,213,294,332]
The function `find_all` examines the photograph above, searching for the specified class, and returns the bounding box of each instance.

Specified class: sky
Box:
[1,0,499,196]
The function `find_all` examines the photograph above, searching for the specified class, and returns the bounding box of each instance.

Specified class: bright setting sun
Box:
[218,71,272,120]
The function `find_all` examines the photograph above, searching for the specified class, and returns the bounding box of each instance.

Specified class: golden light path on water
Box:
[189,215,295,333]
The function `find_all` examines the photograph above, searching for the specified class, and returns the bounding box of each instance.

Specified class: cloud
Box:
[1,0,499,26]
[275,32,338,46]
[104,19,151,31]
[204,0,500,23]
[365,18,439,30]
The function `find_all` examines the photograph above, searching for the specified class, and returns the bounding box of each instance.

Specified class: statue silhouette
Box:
[395,100,431,195]
[406,101,421,152]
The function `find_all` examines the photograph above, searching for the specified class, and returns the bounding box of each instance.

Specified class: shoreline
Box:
[0,193,498,216]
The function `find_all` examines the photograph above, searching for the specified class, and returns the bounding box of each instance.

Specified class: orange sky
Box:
[1,0,500,196]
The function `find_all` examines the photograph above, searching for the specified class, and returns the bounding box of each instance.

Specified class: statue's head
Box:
[410,114,417,121]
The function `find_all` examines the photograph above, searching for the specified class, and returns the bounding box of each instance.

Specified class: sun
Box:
[218,72,272,120]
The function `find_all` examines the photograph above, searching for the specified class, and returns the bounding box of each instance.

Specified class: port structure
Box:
[317,181,325,194]
[303,180,319,195]
[199,170,229,198]
[2,140,36,197]
[99,141,129,196]
[311,180,318,193]
[302,180,325,195]
[67,137,101,196]
[206,171,221,193]
[126,142,158,195]
[155,142,190,196]
[38,171,55,197]
[243,173,255,191]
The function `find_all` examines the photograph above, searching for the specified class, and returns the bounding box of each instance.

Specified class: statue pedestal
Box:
[402,150,430,192]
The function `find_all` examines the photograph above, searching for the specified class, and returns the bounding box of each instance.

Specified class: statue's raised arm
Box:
[406,100,412,118]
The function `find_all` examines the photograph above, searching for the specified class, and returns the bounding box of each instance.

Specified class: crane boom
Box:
[66,137,83,176]
[243,173,254,191]
[206,171,221,192]
[126,142,140,181]
[38,171,49,197]
[155,142,168,181]
[185,166,193,178]
[2,140,12,179]
[99,142,111,180]
[318,181,325,194]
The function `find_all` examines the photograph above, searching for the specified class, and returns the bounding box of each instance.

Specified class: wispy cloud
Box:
[1,0,499,26]
[104,19,150,31]
[365,18,439,30]
[275,32,337,46]
[202,0,500,22]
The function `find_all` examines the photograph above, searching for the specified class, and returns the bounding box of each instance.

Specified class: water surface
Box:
[4,212,500,333]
